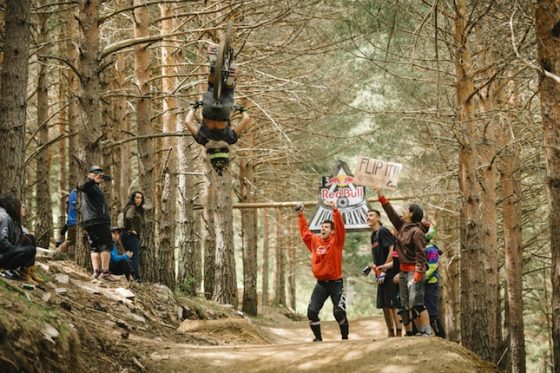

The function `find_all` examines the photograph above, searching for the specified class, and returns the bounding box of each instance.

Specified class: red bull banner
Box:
[309,161,371,232]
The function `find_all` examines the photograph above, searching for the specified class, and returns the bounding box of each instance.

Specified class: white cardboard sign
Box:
[352,156,403,190]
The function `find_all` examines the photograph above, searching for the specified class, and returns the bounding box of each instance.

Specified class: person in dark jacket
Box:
[120,191,144,281]
[374,188,432,337]
[80,166,118,282]
[0,194,38,281]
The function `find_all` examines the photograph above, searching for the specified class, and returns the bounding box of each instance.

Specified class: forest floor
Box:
[0,258,500,373]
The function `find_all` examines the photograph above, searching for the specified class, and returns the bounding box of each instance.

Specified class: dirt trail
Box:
[133,318,499,373]
[1,260,500,373]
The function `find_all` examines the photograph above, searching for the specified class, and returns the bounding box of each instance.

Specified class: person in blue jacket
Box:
[109,227,132,280]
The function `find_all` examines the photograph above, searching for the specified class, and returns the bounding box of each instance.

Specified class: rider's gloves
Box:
[191,101,203,110]
[233,104,247,113]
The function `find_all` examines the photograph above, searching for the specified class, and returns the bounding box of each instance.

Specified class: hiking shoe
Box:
[415,332,431,337]
[1,269,22,280]
[93,269,101,279]
[312,338,322,342]
[19,267,40,284]
[99,272,119,282]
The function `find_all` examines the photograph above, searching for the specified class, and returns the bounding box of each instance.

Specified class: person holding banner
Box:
[374,188,432,337]
[296,200,349,342]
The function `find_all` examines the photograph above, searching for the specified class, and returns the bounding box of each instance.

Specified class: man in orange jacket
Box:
[296,200,348,341]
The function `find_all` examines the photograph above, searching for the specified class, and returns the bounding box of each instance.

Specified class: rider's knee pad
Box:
[307,308,320,322]
[398,308,410,325]
[333,308,346,323]
[413,305,426,316]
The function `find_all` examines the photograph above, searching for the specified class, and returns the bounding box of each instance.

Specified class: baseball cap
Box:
[110,226,121,233]
[88,165,112,181]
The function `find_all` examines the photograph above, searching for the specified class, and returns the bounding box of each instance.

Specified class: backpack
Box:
[117,205,132,229]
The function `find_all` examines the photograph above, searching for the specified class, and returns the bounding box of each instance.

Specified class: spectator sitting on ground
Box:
[0,194,41,283]
[109,227,133,281]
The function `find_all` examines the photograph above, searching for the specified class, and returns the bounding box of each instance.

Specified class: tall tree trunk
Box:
[65,4,80,261]
[158,3,178,288]
[133,1,157,282]
[240,132,258,315]
[262,209,270,306]
[274,210,286,306]
[57,18,69,240]
[114,52,131,206]
[203,165,217,300]
[535,2,560,370]
[288,215,296,311]
[499,143,526,373]
[34,1,53,248]
[0,0,31,198]
[210,168,237,306]
[479,95,500,358]
[453,0,492,360]
[75,0,103,270]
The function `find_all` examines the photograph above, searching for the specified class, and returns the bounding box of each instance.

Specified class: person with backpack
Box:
[80,166,118,282]
[120,191,144,282]
[56,189,77,253]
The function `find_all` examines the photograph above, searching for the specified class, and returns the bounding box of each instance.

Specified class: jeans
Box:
[120,231,140,280]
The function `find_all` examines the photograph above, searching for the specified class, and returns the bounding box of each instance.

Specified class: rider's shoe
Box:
[208,44,218,64]
[225,62,237,89]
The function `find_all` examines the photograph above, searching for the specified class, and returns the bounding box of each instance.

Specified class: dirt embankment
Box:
[0,260,499,373]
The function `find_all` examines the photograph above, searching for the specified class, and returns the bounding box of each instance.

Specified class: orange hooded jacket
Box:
[297,208,346,281]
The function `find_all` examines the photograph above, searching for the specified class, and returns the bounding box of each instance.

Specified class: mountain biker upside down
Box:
[185,45,251,148]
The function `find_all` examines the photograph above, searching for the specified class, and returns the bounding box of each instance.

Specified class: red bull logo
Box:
[327,174,354,187]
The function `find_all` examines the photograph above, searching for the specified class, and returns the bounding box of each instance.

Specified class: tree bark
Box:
[262,209,270,306]
[203,165,217,300]
[499,144,526,373]
[34,1,53,248]
[535,2,560,370]
[453,0,492,360]
[210,168,237,306]
[274,210,286,306]
[157,3,179,288]
[75,0,104,270]
[133,1,157,282]
[240,130,258,315]
[0,0,31,198]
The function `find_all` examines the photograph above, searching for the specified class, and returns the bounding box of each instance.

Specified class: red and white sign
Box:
[309,162,371,232]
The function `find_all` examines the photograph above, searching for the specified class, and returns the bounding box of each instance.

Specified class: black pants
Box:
[120,231,140,281]
[0,245,36,270]
[307,279,348,338]
[109,260,131,278]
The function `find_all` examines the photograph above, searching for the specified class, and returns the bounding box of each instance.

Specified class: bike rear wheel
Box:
[212,21,233,101]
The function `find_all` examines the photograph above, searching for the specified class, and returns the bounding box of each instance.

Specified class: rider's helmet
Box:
[207,147,230,176]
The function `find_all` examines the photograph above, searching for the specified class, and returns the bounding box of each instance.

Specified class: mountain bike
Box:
[212,21,234,103]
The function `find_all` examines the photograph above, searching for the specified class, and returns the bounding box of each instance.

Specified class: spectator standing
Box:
[80,166,118,281]
[120,191,144,282]
[57,189,77,253]
[366,209,400,337]
[296,200,349,341]
[424,222,446,338]
[374,188,432,337]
